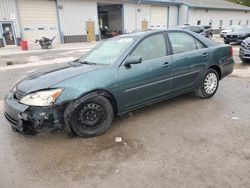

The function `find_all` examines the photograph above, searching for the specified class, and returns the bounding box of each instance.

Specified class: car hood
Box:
[226,31,250,36]
[16,62,105,93]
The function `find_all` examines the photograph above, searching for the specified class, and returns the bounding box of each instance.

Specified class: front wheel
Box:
[196,69,219,99]
[64,96,114,138]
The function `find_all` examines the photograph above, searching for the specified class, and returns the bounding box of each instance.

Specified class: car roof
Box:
[115,29,218,47]
[117,29,166,38]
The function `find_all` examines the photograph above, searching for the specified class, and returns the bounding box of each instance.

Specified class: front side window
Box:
[168,32,205,54]
[131,34,167,61]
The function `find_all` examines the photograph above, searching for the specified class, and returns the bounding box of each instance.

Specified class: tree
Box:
[226,0,250,7]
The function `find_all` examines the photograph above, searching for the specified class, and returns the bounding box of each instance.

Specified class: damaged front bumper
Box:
[4,92,66,135]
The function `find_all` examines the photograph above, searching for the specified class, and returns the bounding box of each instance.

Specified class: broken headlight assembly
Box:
[19,89,63,107]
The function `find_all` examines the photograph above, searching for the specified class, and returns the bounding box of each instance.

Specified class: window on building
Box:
[246,20,249,25]
[219,20,223,27]
[131,34,167,61]
[229,20,233,26]
[209,19,213,26]
[197,20,201,25]
[168,32,205,54]
[238,20,241,25]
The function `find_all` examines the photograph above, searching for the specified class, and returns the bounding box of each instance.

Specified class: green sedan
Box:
[4,30,234,137]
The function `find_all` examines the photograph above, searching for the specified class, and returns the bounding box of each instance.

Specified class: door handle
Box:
[163,62,170,68]
[202,53,208,57]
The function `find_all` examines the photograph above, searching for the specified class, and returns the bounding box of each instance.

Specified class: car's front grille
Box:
[14,90,25,100]
[227,35,238,39]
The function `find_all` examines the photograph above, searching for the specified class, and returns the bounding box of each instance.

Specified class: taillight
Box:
[230,46,233,56]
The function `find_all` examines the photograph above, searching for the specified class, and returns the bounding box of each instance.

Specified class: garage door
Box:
[150,6,168,29]
[17,0,60,44]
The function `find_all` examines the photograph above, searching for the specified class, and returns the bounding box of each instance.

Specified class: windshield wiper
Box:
[79,61,96,65]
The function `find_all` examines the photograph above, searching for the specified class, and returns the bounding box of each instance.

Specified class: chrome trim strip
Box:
[124,70,201,93]
[124,77,173,92]
[174,70,201,79]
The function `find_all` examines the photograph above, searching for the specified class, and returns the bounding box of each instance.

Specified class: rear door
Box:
[118,33,173,109]
[167,31,209,91]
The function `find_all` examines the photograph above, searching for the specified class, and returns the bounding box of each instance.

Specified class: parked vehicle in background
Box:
[4,30,234,138]
[220,25,243,37]
[203,25,213,39]
[239,37,250,62]
[224,26,250,44]
[171,25,209,38]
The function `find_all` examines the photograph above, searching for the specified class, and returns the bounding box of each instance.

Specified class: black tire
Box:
[64,96,114,138]
[196,69,219,99]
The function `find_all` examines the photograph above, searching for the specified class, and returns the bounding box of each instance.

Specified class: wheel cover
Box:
[204,73,218,94]
[77,103,105,130]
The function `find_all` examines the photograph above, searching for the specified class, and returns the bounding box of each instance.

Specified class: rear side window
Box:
[131,34,167,61]
[168,32,205,54]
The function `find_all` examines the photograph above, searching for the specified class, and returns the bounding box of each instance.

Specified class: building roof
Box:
[131,0,179,5]
[179,0,250,11]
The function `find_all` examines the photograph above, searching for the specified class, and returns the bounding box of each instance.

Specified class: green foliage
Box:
[226,0,250,7]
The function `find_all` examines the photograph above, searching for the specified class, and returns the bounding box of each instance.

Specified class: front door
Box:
[1,23,15,45]
[168,31,208,91]
[141,20,148,31]
[119,33,173,110]
[86,21,96,42]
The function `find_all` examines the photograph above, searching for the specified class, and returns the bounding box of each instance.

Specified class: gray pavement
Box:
[0,36,250,188]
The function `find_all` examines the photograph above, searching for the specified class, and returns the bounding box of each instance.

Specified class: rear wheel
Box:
[196,69,219,99]
[64,96,114,138]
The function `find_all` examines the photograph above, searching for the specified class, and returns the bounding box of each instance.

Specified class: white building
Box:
[0,0,250,47]
[178,0,250,31]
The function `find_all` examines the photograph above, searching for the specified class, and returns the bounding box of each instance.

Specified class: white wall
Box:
[179,4,189,25]
[58,0,99,36]
[123,3,136,33]
[124,3,151,31]
[0,0,21,38]
[169,6,178,27]
[189,8,250,29]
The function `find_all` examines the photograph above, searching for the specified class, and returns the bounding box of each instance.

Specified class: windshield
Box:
[79,37,136,65]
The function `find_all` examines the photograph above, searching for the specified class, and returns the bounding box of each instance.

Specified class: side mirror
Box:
[124,56,142,66]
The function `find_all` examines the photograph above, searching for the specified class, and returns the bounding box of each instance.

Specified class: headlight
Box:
[20,89,63,106]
